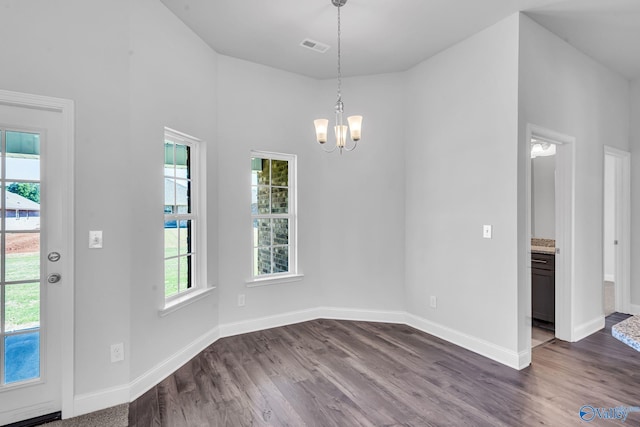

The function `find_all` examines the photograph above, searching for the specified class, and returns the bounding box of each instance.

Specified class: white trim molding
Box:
[525,124,576,344]
[603,146,631,315]
[73,385,129,418]
[573,316,605,342]
[404,313,523,370]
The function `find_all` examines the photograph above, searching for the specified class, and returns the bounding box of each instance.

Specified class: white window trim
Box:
[248,150,299,284]
[160,127,209,313]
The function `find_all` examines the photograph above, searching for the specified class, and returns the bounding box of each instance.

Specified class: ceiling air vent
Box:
[300,38,330,53]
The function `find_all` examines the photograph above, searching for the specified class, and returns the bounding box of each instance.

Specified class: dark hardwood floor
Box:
[129,313,640,426]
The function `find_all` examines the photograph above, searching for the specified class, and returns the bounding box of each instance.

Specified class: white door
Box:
[0,91,74,425]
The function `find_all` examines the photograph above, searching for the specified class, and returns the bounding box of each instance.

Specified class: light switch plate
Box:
[483,225,492,239]
[89,230,103,248]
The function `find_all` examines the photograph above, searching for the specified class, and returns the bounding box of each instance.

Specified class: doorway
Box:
[0,90,74,425]
[603,146,631,315]
[526,124,575,352]
[530,137,556,345]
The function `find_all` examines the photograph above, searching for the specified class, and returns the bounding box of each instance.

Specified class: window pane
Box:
[5,182,41,231]
[271,160,288,186]
[5,233,40,282]
[271,187,288,214]
[257,186,270,214]
[180,255,192,291]
[273,219,288,245]
[251,158,270,185]
[179,220,191,255]
[164,178,176,213]
[164,226,179,258]
[253,219,271,247]
[165,258,179,298]
[251,186,258,214]
[5,282,40,332]
[175,179,190,214]
[175,144,190,179]
[4,331,40,384]
[6,131,40,181]
[273,246,289,273]
[256,247,272,275]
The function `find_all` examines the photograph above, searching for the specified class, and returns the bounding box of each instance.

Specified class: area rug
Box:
[612,315,640,352]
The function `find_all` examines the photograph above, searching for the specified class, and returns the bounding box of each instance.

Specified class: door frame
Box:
[0,89,75,418]
[526,124,575,343]
[603,146,631,314]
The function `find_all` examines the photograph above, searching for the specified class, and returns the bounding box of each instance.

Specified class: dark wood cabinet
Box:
[532,252,555,323]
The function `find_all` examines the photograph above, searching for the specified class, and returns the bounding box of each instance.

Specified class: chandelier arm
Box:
[320,143,339,154]
[343,140,358,152]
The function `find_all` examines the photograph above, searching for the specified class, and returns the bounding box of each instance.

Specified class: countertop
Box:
[531,238,555,255]
[531,245,555,255]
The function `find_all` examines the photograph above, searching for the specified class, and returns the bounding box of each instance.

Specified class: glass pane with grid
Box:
[164,140,194,298]
[251,156,290,277]
[1,129,42,386]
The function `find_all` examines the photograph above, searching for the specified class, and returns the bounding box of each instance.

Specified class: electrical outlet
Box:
[238,294,245,307]
[110,342,124,363]
[483,225,492,239]
[430,296,437,309]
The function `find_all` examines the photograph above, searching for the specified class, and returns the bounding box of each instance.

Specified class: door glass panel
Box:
[4,182,41,231]
[5,131,40,181]
[5,233,40,283]
[5,283,40,333]
[1,129,42,386]
[4,332,40,384]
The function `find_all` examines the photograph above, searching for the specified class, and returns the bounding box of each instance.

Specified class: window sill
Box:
[159,286,216,317]
[245,274,304,288]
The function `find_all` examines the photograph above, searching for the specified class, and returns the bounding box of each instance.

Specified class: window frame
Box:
[162,128,209,311]
[248,151,300,285]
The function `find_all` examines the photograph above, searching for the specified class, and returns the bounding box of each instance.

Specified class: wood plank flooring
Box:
[129,313,640,426]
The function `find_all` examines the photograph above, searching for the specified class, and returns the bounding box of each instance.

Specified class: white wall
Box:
[631,78,640,310]
[518,15,630,338]
[531,155,556,238]
[404,15,521,360]
[216,56,324,325]
[0,0,132,396]
[128,0,218,385]
[317,73,406,312]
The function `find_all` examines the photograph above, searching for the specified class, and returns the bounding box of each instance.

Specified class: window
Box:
[251,152,297,280]
[164,128,206,301]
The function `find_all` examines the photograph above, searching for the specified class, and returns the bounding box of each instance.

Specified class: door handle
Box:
[47,273,62,284]
[48,252,61,262]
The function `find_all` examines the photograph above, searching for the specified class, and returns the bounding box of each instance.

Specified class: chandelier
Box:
[313,0,363,154]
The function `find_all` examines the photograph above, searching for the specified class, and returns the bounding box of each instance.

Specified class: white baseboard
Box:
[404,313,522,369]
[317,306,406,324]
[629,304,640,315]
[74,384,129,417]
[129,326,220,402]
[218,307,321,338]
[573,315,605,342]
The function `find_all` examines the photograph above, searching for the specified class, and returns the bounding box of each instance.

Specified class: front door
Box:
[0,91,73,424]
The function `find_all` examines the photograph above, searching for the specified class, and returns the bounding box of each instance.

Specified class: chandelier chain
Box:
[337,3,342,100]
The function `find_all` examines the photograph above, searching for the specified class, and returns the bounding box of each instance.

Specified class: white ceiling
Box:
[160,0,640,80]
